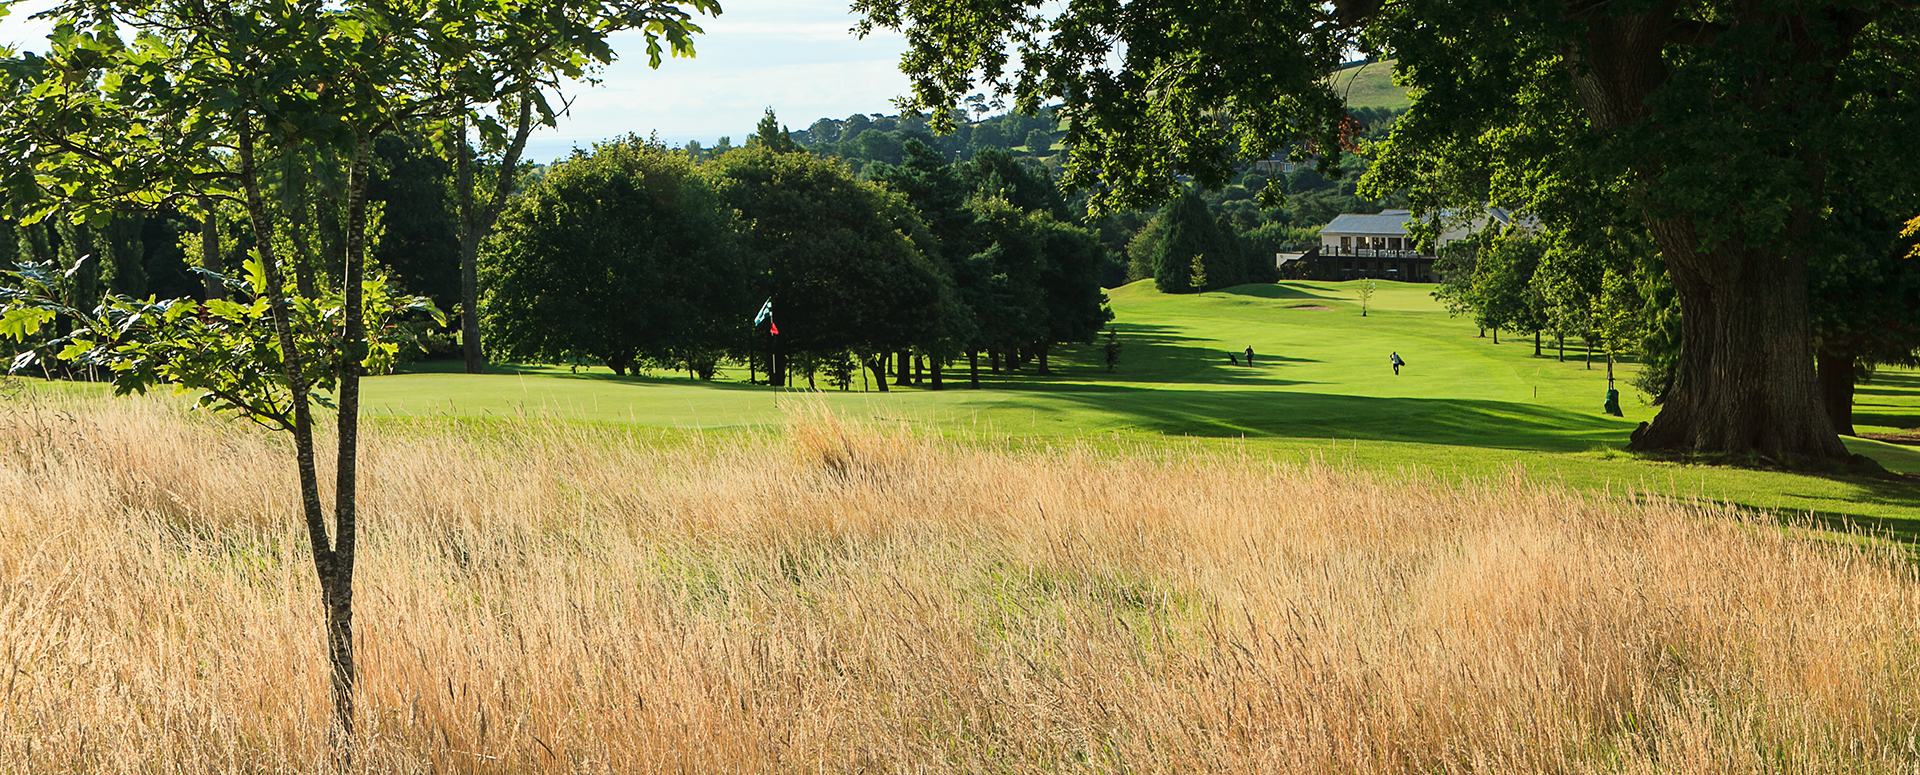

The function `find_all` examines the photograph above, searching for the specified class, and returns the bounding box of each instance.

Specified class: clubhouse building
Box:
[1276,208,1527,282]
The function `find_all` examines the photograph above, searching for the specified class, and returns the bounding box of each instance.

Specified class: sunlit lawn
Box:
[344,279,1920,533]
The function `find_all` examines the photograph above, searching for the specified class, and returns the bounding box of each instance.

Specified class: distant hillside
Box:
[1330,59,1411,112]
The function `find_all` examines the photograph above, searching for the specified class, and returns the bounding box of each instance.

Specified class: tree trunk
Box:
[869,356,888,392]
[969,351,980,389]
[326,131,372,753]
[990,349,1001,374]
[454,117,482,374]
[1492,328,1498,345]
[1585,340,1592,369]
[455,97,536,376]
[1558,334,1565,362]
[238,124,354,749]
[459,223,484,374]
[1533,330,1541,357]
[1559,13,1849,463]
[199,194,224,301]
[930,357,942,390]
[1627,223,1847,461]
[1817,350,1857,437]
[1036,342,1051,375]
[896,350,911,386]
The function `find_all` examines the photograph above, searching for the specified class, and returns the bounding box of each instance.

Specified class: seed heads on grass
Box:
[1,393,1917,772]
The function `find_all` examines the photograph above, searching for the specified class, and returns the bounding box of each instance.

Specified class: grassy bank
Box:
[3,395,1917,772]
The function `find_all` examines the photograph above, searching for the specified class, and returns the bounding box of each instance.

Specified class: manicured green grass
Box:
[355,279,1920,534]
[1331,59,1412,112]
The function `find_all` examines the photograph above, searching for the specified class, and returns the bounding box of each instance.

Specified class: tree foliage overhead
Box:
[853,0,1353,212]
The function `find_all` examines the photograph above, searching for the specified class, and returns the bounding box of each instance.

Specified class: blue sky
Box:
[1,0,918,164]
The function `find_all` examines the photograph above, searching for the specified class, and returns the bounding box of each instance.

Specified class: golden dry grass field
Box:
[4,393,1920,773]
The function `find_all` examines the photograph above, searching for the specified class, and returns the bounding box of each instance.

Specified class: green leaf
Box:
[244,257,268,295]
[58,339,94,360]
[205,298,248,320]
[0,308,56,340]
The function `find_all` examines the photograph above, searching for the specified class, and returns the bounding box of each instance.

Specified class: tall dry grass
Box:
[1,392,1918,773]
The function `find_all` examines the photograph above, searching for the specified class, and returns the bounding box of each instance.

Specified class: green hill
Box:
[358,280,1920,530]
[1331,59,1412,111]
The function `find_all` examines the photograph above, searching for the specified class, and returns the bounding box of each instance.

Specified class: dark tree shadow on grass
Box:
[1217,283,1350,302]
[1853,412,1920,431]
[1036,384,1635,451]
[1786,483,1920,551]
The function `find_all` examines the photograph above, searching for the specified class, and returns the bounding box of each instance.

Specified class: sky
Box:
[0,0,919,164]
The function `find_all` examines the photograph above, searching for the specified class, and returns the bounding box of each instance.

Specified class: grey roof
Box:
[1321,212,1413,236]
[1322,207,1540,237]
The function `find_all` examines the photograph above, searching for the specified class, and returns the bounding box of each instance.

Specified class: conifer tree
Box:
[1151,188,1234,293]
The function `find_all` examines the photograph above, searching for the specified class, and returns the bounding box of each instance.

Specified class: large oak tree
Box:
[855,0,1920,463]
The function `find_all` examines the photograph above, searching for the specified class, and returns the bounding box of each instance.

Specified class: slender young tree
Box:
[0,0,722,750]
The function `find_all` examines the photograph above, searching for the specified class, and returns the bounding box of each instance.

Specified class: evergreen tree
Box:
[866,139,971,253]
[1150,188,1235,293]
[749,108,802,154]
[99,214,147,298]
[959,148,1066,219]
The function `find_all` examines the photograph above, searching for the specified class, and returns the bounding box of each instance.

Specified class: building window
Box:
[1341,236,1352,249]
[1389,237,1403,251]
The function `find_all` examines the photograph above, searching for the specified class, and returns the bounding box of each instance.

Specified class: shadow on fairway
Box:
[1855,371,1920,391]
[1084,323,1322,387]
[1790,479,1920,547]
[1854,412,1920,431]
[1038,384,1634,452]
[1219,283,1349,302]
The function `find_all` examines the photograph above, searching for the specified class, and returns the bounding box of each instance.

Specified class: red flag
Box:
[770,322,780,335]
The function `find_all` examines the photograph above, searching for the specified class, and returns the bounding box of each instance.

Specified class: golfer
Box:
[1390,351,1405,375]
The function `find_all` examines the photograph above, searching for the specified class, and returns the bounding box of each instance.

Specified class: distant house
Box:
[1277,209,1526,283]
[1252,157,1318,175]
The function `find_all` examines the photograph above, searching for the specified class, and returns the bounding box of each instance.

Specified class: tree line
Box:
[482,112,1112,389]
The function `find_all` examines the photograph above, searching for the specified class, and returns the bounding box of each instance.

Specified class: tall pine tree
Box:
[1150,188,1236,293]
